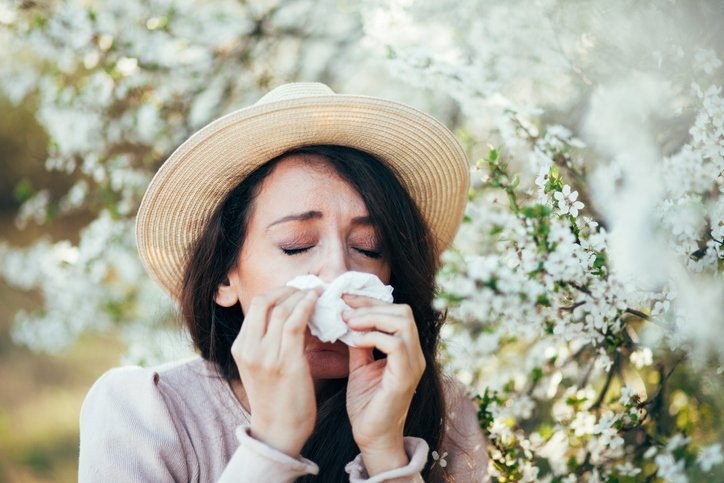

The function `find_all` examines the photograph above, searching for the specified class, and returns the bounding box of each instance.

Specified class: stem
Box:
[510,115,536,141]
[560,300,586,312]
[643,355,685,409]
[624,308,671,331]
[578,359,596,388]
[591,351,620,410]
[567,281,592,296]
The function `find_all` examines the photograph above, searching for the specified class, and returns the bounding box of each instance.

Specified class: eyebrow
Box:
[265,211,373,230]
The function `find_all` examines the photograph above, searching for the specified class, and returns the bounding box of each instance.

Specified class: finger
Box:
[279,290,319,358]
[341,293,388,308]
[240,286,299,341]
[351,331,414,381]
[344,311,407,335]
[343,305,419,345]
[348,346,375,373]
[263,289,310,357]
[343,304,410,319]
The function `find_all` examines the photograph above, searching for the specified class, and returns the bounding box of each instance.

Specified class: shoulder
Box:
[440,373,480,428]
[439,374,490,481]
[79,358,197,439]
[81,356,204,416]
[81,364,159,419]
[78,357,205,481]
[441,374,472,403]
[440,374,480,436]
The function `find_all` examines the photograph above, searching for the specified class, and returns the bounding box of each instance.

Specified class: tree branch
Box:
[591,351,620,410]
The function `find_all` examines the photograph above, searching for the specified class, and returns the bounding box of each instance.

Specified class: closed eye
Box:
[281,247,312,255]
[355,248,382,259]
[281,246,382,259]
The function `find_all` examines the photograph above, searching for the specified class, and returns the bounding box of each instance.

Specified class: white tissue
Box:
[286,271,394,346]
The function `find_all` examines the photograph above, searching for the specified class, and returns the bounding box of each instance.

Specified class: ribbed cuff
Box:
[344,437,429,482]
[224,423,319,479]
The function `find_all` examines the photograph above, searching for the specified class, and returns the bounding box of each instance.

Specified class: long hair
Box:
[180,145,450,481]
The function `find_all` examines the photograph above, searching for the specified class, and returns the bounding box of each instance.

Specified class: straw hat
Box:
[136,82,470,301]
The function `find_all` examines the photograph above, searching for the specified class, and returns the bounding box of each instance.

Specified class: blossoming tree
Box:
[1,0,722,480]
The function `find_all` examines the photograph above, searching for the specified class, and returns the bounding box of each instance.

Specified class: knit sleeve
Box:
[79,366,320,482]
[344,436,428,482]
[440,376,490,481]
[218,424,319,481]
[78,366,193,482]
[341,376,490,482]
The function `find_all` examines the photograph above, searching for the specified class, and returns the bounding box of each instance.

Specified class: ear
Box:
[214,274,239,307]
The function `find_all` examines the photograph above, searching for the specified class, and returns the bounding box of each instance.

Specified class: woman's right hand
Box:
[231,286,319,458]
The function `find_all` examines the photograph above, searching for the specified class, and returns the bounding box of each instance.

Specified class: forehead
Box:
[251,154,369,218]
[263,153,339,185]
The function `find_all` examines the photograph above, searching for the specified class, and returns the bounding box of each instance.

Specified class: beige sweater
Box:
[78,356,488,482]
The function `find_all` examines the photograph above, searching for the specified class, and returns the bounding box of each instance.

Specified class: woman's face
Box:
[221,153,391,379]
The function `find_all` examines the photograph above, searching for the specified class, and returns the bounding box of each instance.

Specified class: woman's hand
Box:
[231,286,319,458]
[342,294,426,466]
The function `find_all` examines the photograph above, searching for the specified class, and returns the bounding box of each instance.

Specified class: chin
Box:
[305,347,350,379]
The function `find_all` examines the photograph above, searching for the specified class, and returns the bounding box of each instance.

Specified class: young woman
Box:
[79,83,488,482]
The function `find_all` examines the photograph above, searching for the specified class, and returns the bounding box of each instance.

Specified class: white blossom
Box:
[616,460,642,477]
[554,184,585,217]
[619,386,636,406]
[697,443,724,472]
[431,450,448,468]
[630,347,653,368]
[655,452,687,483]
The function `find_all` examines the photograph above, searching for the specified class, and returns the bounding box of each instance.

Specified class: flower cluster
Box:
[362,0,722,480]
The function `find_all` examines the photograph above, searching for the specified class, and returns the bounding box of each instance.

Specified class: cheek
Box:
[235,252,303,313]
[375,263,392,285]
[383,266,391,285]
[236,271,279,314]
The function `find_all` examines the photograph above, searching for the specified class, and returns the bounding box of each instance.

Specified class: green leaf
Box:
[593,253,607,269]
[489,148,499,162]
[521,204,552,219]
[537,294,551,307]
[531,367,544,383]
[13,177,34,203]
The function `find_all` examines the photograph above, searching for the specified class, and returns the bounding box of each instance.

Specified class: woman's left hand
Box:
[341,294,426,455]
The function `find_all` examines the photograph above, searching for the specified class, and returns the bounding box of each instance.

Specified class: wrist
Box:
[249,423,305,458]
[358,438,409,477]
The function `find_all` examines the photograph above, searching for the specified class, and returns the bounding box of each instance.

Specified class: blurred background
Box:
[1,0,722,481]
[1,88,122,482]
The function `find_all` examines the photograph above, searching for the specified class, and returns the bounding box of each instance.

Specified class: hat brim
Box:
[136,94,470,301]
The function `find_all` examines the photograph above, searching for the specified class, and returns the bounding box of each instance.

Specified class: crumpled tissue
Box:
[286,271,393,346]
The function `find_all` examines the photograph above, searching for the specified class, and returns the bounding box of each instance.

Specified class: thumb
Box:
[348,345,374,373]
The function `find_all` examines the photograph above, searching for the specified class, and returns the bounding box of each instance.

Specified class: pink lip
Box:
[305,342,347,353]
[307,347,341,352]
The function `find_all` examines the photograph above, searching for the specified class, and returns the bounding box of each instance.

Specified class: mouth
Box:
[305,340,348,353]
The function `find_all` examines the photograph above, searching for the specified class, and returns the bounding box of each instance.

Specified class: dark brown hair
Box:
[180,145,451,481]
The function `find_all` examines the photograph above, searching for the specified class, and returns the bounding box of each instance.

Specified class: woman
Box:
[79,83,488,482]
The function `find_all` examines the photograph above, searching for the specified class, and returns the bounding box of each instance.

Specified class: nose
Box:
[314,238,350,283]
